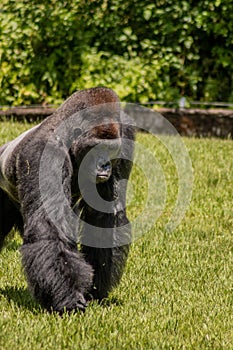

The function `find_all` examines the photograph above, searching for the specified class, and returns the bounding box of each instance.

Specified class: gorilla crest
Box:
[0,87,135,313]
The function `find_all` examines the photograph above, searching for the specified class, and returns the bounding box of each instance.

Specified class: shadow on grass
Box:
[0,286,123,314]
[2,228,23,252]
[100,296,124,307]
[3,240,21,251]
[86,295,124,310]
[0,286,41,313]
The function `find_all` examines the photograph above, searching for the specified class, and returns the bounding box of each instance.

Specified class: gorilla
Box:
[0,87,135,313]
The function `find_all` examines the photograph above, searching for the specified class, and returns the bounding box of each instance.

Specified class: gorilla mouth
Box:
[96,173,111,183]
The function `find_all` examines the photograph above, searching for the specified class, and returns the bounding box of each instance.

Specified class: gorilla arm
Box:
[76,124,134,301]
[79,162,132,301]
[16,137,93,312]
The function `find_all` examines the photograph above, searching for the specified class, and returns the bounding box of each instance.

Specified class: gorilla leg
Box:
[0,188,23,249]
[81,245,130,300]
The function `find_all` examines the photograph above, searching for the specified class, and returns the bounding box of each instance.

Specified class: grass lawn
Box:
[0,119,232,349]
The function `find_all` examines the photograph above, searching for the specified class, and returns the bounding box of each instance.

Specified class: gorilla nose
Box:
[97,158,111,171]
[101,160,111,172]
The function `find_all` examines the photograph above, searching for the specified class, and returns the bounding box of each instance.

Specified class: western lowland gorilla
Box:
[0,87,135,313]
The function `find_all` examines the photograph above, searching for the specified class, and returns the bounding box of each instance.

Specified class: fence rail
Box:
[1,100,233,109]
[0,104,232,138]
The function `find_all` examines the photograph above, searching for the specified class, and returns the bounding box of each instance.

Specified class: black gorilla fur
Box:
[0,87,134,313]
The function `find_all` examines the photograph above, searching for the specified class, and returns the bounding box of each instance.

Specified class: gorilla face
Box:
[70,121,122,185]
[79,137,122,184]
[95,156,112,183]
[93,139,121,183]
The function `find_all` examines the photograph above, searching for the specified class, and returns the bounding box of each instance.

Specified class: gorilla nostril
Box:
[97,158,111,172]
[102,160,111,171]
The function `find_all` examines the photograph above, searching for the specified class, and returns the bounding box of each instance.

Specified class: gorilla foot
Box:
[53,292,88,314]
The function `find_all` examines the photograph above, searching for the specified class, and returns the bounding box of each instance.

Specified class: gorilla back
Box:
[0,87,135,313]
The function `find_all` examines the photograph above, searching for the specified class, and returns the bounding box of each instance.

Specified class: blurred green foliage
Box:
[0,0,233,105]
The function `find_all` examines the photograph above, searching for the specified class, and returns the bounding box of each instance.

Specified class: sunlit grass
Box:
[0,120,232,349]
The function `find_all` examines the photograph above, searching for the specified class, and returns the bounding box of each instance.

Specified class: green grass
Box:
[0,120,232,349]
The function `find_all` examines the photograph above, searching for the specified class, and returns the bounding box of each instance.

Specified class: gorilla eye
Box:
[73,128,82,138]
